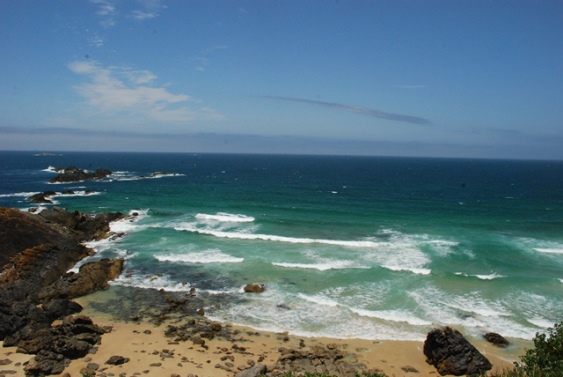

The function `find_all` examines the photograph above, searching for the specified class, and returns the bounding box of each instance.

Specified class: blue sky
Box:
[1,0,562,159]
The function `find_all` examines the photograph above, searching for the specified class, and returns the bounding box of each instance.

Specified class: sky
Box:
[1,0,562,159]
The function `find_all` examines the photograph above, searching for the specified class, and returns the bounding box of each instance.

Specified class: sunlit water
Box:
[1,151,562,341]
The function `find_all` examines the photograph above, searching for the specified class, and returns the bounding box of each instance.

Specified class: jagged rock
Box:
[39,258,124,300]
[0,206,125,375]
[106,355,129,365]
[29,191,57,204]
[244,284,265,293]
[484,332,509,347]
[424,327,492,376]
[24,350,66,376]
[50,166,112,183]
[236,363,267,377]
[42,299,83,321]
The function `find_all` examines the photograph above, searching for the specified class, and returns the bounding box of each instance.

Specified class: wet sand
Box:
[0,291,529,377]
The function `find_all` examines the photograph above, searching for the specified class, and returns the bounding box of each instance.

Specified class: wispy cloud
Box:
[68,60,223,123]
[192,45,227,72]
[130,0,166,20]
[264,96,431,125]
[91,0,117,28]
[91,0,165,26]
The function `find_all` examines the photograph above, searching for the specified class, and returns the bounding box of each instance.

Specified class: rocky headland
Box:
[0,206,125,375]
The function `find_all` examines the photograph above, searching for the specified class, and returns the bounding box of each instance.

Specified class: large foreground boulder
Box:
[424,327,492,376]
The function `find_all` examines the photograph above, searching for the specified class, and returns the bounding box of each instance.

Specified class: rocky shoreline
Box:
[0,206,519,377]
[0,206,125,375]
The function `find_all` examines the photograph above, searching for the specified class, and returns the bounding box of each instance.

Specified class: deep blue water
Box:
[1,151,562,340]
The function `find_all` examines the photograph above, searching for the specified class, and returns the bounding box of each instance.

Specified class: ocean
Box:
[1,151,562,341]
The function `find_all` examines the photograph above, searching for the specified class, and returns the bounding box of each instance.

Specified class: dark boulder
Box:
[29,191,57,204]
[484,332,510,347]
[50,166,112,183]
[244,283,265,293]
[39,258,124,301]
[424,327,492,376]
[43,299,83,322]
[106,355,129,365]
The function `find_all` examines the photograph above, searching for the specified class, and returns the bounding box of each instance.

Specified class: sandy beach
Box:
[1,289,529,377]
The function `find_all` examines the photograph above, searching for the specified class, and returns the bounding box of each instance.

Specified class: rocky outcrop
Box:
[424,327,492,376]
[29,191,57,204]
[50,166,112,183]
[244,283,266,293]
[39,258,124,301]
[484,332,510,347]
[0,206,125,376]
[22,316,108,376]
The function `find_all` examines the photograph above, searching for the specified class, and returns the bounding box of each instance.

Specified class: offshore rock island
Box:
[49,166,112,183]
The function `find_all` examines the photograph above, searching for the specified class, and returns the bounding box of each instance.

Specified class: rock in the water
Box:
[484,332,510,347]
[50,166,112,183]
[243,284,265,293]
[424,327,492,376]
[29,191,57,204]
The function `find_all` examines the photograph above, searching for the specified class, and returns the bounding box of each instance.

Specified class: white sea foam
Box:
[362,231,433,275]
[205,289,427,340]
[456,272,506,280]
[42,166,58,173]
[51,190,102,199]
[298,293,340,307]
[272,260,361,271]
[527,317,556,329]
[109,209,149,233]
[175,223,376,247]
[109,171,185,181]
[0,191,40,198]
[382,265,431,275]
[535,248,563,255]
[517,237,563,256]
[476,272,506,280]
[348,308,432,326]
[155,249,244,264]
[195,212,255,223]
[111,273,192,292]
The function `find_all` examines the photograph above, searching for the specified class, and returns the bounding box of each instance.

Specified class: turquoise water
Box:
[1,151,563,340]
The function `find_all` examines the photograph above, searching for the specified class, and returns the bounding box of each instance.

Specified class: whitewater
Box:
[1,151,562,341]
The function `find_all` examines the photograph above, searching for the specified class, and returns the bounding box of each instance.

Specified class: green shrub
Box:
[514,322,563,377]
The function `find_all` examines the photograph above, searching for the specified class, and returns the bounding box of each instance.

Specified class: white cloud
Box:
[68,60,222,123]
[91,0,166,26]
[91,0,117,27]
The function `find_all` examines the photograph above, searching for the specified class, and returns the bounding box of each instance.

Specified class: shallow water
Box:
[1,151,562,341]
